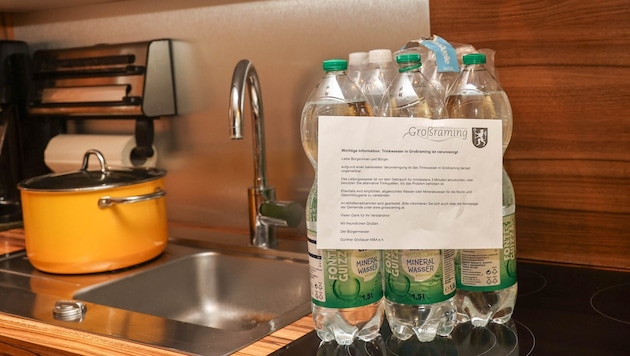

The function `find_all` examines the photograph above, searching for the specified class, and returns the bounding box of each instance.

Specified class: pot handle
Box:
[98,188,166,209]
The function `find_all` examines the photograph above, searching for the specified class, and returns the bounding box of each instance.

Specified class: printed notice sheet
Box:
[316,117,503,250]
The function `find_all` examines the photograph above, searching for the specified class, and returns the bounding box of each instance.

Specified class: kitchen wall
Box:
[7,0,430,235]
[5,0,629,270]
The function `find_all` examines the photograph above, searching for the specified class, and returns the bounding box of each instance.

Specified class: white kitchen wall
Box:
[11,0,430,237]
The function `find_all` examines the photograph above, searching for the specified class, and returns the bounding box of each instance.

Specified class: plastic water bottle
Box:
[444,53,513,153]
[301,59,383,345]
[361,49,396,116]
[347,51,368,88]
[380,53,456,342]
[380,53,446,118]
[453,168,517,327]
[445,53,517,327]
[384,249,457,342]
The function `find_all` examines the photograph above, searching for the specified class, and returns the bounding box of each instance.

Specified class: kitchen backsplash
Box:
[10,0,431,236]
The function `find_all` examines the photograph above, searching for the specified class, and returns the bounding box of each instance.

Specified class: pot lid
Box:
[18,149,166,192]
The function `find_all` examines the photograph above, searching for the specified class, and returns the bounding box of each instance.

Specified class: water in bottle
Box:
[301,59,383,345]
[445,53,517,327]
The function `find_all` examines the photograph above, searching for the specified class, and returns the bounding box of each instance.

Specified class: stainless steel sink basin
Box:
[0,228,311,355]
[74,250,310,332]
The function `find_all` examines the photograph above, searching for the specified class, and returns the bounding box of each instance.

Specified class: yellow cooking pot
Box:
[18,149,168,274]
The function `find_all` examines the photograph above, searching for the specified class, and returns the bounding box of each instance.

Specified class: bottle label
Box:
[384,249,456,305]
[421,36,460,73]
[307,223,326,303]
[456,214,517,291]
[308,224,383,308]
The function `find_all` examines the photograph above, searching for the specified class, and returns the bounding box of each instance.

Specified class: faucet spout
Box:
[229,59,268,191]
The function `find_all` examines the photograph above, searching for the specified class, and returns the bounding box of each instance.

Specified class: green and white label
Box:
[308,223,383,308]
[384,249,456,305]
[456,214,517,291]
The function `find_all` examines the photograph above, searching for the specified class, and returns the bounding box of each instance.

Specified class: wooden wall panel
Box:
[503,66,629,162]
[431,0,630,269]
[515,207,629,268]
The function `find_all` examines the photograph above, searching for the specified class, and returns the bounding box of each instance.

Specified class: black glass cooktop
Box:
[272,261,630,356]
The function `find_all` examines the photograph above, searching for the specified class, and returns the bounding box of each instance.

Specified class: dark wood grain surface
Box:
[431,0,630,269]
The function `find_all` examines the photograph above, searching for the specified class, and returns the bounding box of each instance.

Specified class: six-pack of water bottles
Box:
[300,35,517,345]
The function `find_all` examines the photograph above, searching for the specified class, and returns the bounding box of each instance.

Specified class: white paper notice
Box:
[317,117,503,250]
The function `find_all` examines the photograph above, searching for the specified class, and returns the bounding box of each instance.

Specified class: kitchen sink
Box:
[0,228,312,355]
[74,250,310,332]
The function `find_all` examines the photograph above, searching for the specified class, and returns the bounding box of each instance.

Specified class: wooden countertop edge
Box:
[0,311,314,355]
[0,312,184,355]
[232,315,314,356]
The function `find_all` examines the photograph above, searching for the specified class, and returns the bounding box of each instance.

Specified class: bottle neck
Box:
[368,62,391,70]
[398,63,422,73]
[325,69,346,75]
[455,63,503,92]
[463,63,487,71]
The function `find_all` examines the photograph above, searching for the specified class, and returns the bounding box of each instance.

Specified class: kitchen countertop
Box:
[2,229,629,355]
[0,228,314,355]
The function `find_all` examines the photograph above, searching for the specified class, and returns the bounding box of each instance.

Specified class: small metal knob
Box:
[53,300,87,322]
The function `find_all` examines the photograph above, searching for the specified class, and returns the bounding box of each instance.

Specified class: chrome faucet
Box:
[229,59,302,248]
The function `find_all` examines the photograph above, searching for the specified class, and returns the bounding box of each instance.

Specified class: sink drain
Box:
[53,300,87,322]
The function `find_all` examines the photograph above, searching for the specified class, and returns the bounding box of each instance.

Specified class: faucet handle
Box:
[259,201,304,228]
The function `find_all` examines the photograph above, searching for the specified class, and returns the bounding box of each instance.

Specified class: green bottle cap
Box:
[463,53,486,65]
[396,53,421,64]
[396,53,422,72]
[323,59,348,71]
